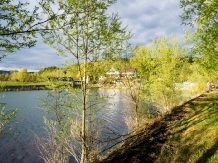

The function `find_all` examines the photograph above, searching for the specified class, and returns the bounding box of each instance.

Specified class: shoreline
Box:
[0,84,122,91]
[1,85,49,91]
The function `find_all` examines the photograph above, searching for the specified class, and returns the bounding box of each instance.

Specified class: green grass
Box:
[157,90,218,163]
[0,81,49,87]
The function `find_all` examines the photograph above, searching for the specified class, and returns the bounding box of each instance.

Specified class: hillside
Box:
[99,90,218,163]
[0,70,10,74]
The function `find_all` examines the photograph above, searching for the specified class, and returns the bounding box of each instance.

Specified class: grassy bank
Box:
[99,90,218,163]
[0,81,49,87]
[157,90,218,163]
[0,82,49,91]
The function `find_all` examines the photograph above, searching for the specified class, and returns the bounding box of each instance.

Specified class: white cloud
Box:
[0,0,194,71]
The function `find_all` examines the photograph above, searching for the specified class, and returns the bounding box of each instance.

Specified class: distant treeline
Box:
[0,56,197,83]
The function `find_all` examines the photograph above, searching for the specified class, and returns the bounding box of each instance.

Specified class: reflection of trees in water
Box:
[0,89,132,162]
[0,140,43,163]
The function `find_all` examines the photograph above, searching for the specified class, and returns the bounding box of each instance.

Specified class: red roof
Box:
[121,68,136,73]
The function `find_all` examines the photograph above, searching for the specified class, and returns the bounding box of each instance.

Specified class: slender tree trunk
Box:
[81,104,86,163]
[81,61,87,163]
[81,57,87,163]
[81,8,89,162]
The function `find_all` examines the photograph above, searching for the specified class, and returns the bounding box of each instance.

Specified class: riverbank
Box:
[0,82,117,91]
[98,90,218,163]
[1,85,48,91]
[0,82,49,91]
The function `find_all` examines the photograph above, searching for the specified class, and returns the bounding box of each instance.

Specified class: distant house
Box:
[105,68,137,79]
[106,68,120,78]
[121,68,137,78]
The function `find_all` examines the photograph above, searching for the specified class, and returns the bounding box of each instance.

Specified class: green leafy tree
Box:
[126,45,155,129]
[10,70,19,82]
[18,67,28,82]
[37,90,74,162]
[180,0,218,38]
[130,45,155,85]
[0,73,9,81]
[180,0,218,76]
[149,35,188,113]
[39,0,131,162]
[0,0,38,58]
[0,93,18,134]
[131,35,189,114]
[0,0,60,144]
[0,103,18,134]
[0,0,62,60]
[38,66,65,82]
[64,64,80,80]
[25,73,37,82]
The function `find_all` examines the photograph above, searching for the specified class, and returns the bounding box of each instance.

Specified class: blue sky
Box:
[0,0,193,72]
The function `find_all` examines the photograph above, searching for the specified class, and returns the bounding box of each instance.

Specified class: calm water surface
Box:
[0,89,128,163]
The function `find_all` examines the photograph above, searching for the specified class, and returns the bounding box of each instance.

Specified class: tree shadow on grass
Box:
[196,139,218,163]
[98,93,218,163]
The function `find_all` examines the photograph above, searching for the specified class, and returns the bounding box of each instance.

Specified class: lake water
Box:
[0,89,128,163]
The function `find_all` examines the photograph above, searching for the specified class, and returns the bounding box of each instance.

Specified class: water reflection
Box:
[0,90,47,163]
[0,89,128,163]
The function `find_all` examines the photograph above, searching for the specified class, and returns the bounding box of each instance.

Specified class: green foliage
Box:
[38,0,132,162]
[130,45,155,85]
[39,66,60,72]
[0,73,9,81]
[0,0,40,57]
[0,96,18,134]
[20,68,27,73]
[38,89,74,162]
[180,0,218,76]
[149,36,188,112]
[10,71,19,82]
[38,66,65,81]
[0,71,39,83]
[7,67,29,82]
[131,35,189,113]
[40,0,131,60]
[18,67,28,82]
[38,86,119,163]
[180,0,218,34]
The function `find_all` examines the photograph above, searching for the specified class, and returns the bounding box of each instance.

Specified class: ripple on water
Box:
[0,89,128,162]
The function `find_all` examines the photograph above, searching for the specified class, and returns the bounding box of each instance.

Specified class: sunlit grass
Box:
[0,81,49,87]
[157,90,218,163]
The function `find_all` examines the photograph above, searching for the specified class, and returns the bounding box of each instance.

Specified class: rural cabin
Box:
[106,68,137,78]
[121,68,137,78]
